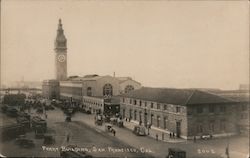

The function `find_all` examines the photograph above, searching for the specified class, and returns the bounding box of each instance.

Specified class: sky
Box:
[1,0,249,90]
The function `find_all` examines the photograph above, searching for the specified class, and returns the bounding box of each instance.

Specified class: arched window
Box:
[103,84,113,96]
[124,85,135,93]
[87,87,92,96]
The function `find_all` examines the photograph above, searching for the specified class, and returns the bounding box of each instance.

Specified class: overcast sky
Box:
[1,0,249,90]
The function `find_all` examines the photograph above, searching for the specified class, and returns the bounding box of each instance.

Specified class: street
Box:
[0,107,248,158]
[0,107,153,157]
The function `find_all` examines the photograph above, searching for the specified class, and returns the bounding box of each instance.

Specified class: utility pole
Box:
[225,132,230,158]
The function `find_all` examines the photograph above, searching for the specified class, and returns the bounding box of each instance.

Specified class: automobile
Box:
[51,99,56,104]
[43,134,55,145]
[16,117,30,130]
[86,110,91,114]
[31,116,47,131]
[95,119,103,126]
[200,133,213,140]
[110,117,118,125]
[17,111,30,120]
[117,118,123,127]
[35,125,45,139]
[64,108,74,115]
[6,107,18,117]
[166,148,186,158]
[15,138,35,148]
[104,123,114,132]
[95,115,103,126]
[133,125,146,136]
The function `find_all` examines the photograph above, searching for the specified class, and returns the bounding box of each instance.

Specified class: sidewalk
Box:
[123,120,186,143]
[73,113,185,143]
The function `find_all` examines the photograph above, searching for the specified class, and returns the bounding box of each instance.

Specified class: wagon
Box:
[104,123,114,132]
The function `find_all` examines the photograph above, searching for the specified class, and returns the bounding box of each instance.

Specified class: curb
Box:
[123,124,186,144]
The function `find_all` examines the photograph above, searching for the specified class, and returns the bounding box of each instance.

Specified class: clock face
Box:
[58,54,65,62]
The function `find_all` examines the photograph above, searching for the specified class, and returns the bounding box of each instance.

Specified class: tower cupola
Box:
[55,18,67,50]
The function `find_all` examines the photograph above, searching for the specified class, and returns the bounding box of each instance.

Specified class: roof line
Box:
[183,89,195,105]
[119,79,141,85]
[199,89,236,103]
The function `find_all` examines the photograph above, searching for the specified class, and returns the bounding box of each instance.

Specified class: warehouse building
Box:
[120,87,239,139]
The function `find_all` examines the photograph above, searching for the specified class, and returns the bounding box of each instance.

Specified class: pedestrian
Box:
[170,132,172,138]
[125,118,127,122]
[194,136,196,143]
[113,129,116,136]
[156,133,158,141]
[66,134,70,142]
[173,133,175,139]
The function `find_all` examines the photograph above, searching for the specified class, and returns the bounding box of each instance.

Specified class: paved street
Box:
[72,111,249,158]
[0,108,153,157]
[0,107,248,158]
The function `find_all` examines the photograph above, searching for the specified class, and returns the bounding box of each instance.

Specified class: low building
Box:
[206,89,249,135]
[42,80,60,99]
[42,74,141,103]
[60,80,83,102]
[82,96,120,116]
[120,87,238,139]
[59,74,141,102]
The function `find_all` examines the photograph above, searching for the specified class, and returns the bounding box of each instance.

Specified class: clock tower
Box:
[54,19,67,81]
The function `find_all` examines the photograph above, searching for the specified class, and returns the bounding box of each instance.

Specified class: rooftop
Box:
[122,87,235,105]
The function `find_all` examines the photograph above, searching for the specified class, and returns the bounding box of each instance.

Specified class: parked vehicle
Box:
[95,115,103,126]
[51,99,56,105]
[166,148,186,158]
[17,111,30,120]
[31,116,47,132]
[200,133,213,140]
[104,123,114,133]
[86,110,91,114]
[110,117,118,125]
[6,107,18,117]
[34,125,45,138]
[117,118,123,127]
[65,116,71,122]
[133,125,146,136]
[16,117,30,130]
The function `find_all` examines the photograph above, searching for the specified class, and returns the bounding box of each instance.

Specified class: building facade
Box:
[60,80,82,101]
[42,19,67,99]
[206,89,249,135]
[42,19,142,107]
[82,96,120,116]
[120,87,238,139]
[42,80,59,99]
[59,75,141,103]
[54,19,67,81]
